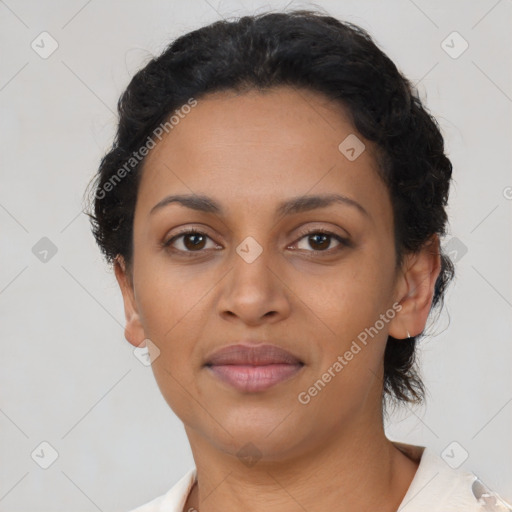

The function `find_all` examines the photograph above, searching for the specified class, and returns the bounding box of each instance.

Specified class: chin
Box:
[201,413,313,461]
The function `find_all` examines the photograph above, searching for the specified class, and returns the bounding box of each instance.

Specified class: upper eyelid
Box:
[165,220,348,239]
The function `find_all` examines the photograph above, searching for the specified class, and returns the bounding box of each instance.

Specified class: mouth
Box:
[204,343,304,393]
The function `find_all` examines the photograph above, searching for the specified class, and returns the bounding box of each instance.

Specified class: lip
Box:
[204,343,304,393]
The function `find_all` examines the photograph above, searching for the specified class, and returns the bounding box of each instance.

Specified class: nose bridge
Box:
[229,204,274,272]
[231,232,275,296]
[217,226,290,323]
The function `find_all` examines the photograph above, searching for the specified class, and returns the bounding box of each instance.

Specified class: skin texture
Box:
[114,86,441,512]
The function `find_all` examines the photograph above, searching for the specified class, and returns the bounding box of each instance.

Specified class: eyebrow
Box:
[149,193,369,219]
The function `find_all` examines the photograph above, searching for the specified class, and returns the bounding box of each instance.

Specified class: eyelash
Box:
[161,227,350,257]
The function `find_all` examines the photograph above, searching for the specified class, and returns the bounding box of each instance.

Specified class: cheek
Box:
[133,268,211,391]
[135,271,206,415]
[135,253,211,335]
[294,256,390,335]
[292,255,394,391]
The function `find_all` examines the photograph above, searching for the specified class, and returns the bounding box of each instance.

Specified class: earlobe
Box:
[113,255,147,348]
[388,234,442,340]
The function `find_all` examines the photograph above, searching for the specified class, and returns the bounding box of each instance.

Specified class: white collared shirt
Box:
[128,442,512,512]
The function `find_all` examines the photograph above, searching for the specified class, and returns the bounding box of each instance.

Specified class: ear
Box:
[388,234,442,340]
[114,255,147,348]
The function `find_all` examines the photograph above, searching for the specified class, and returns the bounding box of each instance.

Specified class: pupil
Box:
[185,233,205,250]
[311,234,328,250]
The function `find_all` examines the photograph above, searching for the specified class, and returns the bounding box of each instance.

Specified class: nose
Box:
[216,242,291,326]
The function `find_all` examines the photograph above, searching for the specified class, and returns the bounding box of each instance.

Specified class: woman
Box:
[86,9,511,512]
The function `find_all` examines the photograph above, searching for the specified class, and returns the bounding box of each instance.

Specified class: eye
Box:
[162,227,350,257]
[162,228,219,255]
[292,229,349,254]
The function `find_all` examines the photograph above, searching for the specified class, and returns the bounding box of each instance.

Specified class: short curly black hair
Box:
[85,9,455,406]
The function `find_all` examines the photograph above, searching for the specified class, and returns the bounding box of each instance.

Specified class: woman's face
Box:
[116,86,414,461]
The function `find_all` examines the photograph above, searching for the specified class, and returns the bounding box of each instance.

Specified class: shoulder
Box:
[394,441,512,512]
[127,467,197,512]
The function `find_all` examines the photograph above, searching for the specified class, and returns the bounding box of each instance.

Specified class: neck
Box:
[183,410,419,512]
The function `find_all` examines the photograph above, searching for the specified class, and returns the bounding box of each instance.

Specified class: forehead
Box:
[135,86,390,223]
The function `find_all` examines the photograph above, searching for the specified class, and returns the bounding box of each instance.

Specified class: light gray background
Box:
[1,0,511,510]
